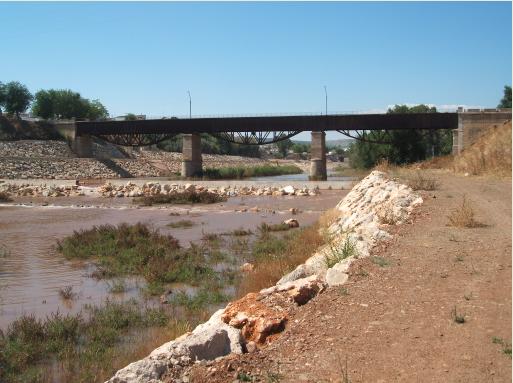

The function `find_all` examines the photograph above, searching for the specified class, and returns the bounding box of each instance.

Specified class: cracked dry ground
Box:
[186,172,512,383]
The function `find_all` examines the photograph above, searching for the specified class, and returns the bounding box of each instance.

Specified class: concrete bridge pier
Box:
[309,131,327,181]
[181,133,202,178]
[72,134,93,158]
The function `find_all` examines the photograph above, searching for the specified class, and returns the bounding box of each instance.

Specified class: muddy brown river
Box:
[0,190,348,328]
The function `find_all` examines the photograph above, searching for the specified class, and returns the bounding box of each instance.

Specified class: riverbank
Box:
[186,170,512,382]
[104,170,427,382]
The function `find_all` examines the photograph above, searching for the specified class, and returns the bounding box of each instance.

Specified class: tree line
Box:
[0,81,109,120]
[348,86,511,169]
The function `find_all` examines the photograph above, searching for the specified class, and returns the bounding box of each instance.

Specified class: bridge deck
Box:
[76,113,458,136]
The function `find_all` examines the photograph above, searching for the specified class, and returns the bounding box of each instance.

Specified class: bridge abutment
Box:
[72,134,93,158]
[309,131,327,181]
[452,109,512,154]
[181,133,202,178]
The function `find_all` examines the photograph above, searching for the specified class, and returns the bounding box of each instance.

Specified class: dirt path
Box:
[187,172,512,382]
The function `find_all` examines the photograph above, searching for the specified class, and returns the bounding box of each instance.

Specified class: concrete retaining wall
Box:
[453,109,511,154]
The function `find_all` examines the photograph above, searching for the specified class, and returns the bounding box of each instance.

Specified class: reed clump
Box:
[237,224,325,297]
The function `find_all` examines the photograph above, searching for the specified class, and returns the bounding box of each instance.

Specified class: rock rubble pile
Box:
[0,140,281,179]
[0,183,86,197]
[0,140,75,158]
[97,181,320,198]
[278,170,423,286]
[0,180,320,200]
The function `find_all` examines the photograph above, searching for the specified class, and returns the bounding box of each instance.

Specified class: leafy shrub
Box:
[134,190,226,206]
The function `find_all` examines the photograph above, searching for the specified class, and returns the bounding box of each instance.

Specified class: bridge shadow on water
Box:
[97,158,133,178]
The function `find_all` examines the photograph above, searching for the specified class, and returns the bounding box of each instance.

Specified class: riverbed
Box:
[0,189,348,328]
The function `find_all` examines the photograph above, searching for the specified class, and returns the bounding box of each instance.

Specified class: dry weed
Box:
[403,170,439,191]
[318,208,341,230]
[453,121,511,176]
[374,158,392,173]
[377,204,399,225]
[237,224,325,297]
[448,196,483,228]
[0,191,12,202]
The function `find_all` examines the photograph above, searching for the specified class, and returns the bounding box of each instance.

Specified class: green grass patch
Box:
[108,279,127,294]
[167,219,195,229]
[0,300,168,383]
[58,285,76,300]
[252,232,288,262]
[57,223,216,294]
[202,164,302,180]
[230,228,253,236]
[370,256,390,267]
[134,190,226,206]
[258,222,291,233]
[324,237,358,268]
[492,336,512,357]
[171,288,230,311]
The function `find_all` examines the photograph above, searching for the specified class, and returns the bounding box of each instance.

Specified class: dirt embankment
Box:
[0,140,279,179]
[187,172,512,382]
[420,120,512,177]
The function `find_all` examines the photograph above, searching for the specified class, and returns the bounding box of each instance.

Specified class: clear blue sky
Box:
[0,1,511,140]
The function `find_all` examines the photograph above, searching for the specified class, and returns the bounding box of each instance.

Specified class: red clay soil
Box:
[186,172,512,383]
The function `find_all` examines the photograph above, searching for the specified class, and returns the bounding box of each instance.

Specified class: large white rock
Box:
[325,258,352,286]
[282,185,295,195]
[106,309,242,383]
[278,171,422,285]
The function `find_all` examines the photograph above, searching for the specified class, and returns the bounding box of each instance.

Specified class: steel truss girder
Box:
[211,130,301,145]
[97,133,176,146]
[337,130,394,144]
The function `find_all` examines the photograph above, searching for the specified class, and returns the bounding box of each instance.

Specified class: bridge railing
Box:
[138,110,366,120]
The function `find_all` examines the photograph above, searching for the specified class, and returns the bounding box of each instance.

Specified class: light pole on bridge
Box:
[324,85,327,116]
[187,91,191,119]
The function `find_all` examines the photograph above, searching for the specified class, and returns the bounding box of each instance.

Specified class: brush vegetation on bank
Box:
[258,222,292,233]
[417,120,512,177]
[0,191,12,202]
[202,164,302,180]
[237,223,326,296]
[57,223,220,292]
[0,300,169,383]
[133,190,226,206]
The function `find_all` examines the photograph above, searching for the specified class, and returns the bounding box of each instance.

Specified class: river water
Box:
[0,189,348,328]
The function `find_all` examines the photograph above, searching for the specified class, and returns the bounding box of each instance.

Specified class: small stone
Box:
[284,218,299,228]
[246,341,257,353]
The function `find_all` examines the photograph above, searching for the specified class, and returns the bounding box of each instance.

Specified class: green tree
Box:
[31,89,108,120]
[349,104,452,168]
[347,132,391,168]
[3,81,33,118]
[125,113,138,121]
[32,90,55,119]
[86,99,108,120]
[54,90,88,119]
[0,82,6,114]
[292,142,309,154]
[498,85,512,108]
[276,138,293,158]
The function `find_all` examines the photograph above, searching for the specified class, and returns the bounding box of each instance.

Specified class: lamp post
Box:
[324,85,327,116]
[187,91,191,119]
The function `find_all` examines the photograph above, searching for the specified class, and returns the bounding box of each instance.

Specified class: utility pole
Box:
[187,91,191,119]
[324,85,327,116]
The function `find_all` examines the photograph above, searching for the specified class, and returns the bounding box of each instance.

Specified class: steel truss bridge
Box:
[76,112,458,146]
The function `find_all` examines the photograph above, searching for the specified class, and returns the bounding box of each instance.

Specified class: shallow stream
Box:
[0,190,347,328]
